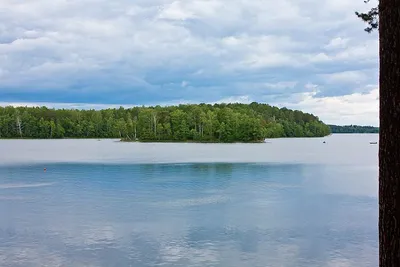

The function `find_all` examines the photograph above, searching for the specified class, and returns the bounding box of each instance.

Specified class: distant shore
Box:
[0,133,378,142]
[328,124,379,134]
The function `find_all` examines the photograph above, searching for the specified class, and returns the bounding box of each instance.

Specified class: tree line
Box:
[0,103,331,142]
[329,124,379,134]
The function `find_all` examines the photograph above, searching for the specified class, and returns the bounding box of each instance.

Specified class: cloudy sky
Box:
[1,0,378,125]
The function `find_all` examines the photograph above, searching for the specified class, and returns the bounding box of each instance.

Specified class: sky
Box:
[0,0,379,126]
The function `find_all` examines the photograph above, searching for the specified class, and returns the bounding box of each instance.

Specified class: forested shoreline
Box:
[329,125,379,134]
[0,103,330,142]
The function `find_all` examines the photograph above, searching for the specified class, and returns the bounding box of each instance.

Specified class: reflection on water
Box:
[0,134,378,166]
[0,183,55,189]
[0,160,377,267]
[0,135,378,266]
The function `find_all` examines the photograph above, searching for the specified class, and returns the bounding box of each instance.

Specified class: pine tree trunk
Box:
[379,1,400,266]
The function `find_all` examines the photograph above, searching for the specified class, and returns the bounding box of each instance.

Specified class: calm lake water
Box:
[0,134,378,267]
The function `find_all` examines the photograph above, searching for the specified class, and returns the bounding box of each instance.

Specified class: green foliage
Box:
[355,0,379,33]
[329,124,379,134]
[0,103,331,142]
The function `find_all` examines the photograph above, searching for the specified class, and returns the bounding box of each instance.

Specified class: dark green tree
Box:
[0,103,331,142]
[355,0,379,33]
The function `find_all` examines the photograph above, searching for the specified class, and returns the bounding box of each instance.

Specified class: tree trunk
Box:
[134,116,138,140]
[379,1,400,266]
[153,113,157,137]
[16,116,23,138]
[134,126,137,139]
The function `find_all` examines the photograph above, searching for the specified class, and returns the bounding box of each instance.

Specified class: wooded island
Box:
[0,103,331,142]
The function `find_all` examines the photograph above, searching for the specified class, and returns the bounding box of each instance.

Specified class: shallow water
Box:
[0,134,378,266]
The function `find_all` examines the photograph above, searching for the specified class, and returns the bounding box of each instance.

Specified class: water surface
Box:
[0,134,378,266]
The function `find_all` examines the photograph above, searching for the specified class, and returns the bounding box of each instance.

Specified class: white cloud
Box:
[264,81,298,90]
[280,88,379,126]
[211,88,379,126]
[325,37,349,50]
[181,80,188,87]
[322,70,369,84]
[336,40,379,63]
[0,0,379,122]
[214,95,252,104]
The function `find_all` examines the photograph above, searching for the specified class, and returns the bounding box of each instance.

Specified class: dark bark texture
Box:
[379,0,400,266]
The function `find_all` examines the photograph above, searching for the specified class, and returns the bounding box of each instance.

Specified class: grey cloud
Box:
[0,0,378,109]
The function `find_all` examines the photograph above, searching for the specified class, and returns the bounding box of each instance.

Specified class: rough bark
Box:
[379,0,400,266]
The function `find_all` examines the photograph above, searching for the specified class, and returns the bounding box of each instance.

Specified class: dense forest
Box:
[0,103,331,142]
[329,124,379,134]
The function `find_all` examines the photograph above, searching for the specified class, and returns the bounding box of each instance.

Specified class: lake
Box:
[0,134,378,267]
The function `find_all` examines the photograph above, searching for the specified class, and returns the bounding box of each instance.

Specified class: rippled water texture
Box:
[0,134,378,267]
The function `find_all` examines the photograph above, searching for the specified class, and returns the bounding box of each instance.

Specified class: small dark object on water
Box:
[323,141,326,144]
[370,142,378,145]
[44,168,47,172]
